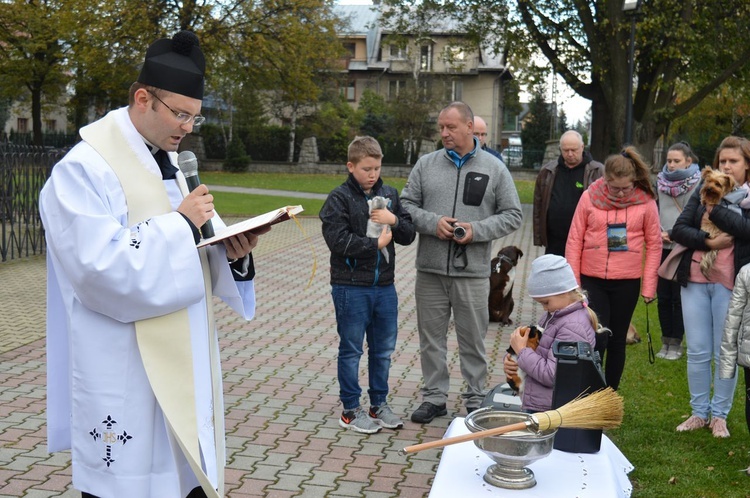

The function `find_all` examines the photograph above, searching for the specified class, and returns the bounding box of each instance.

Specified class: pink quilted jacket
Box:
[565,189,662,298]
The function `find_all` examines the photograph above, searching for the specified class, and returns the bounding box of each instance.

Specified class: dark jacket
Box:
[670,181,750,286]
[320,175,415,286]
[533,152,603,247]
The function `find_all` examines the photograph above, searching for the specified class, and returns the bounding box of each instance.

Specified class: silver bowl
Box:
[465,408,557,489]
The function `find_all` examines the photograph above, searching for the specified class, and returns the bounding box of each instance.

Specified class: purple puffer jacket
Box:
[515,301,597,412]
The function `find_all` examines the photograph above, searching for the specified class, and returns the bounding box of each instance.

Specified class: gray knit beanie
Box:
[527,254,579,298]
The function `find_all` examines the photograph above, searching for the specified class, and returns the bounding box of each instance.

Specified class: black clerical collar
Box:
[150,146,179,180]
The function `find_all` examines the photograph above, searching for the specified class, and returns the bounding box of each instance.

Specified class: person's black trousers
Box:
[83,486,207,498]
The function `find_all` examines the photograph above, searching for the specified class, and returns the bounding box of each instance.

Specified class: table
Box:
[428,418,634,498]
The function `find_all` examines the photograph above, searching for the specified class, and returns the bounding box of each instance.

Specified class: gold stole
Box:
[80,113,224,498]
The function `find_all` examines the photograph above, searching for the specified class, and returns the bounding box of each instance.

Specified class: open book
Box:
[197,205,304,248]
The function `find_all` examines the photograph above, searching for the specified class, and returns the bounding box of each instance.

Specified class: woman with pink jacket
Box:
[566,146,662,390]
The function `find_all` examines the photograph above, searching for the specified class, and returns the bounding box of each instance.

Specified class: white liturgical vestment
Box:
[40,107,256,498]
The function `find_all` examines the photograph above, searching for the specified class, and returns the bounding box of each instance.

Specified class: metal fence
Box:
[0,144,67,262]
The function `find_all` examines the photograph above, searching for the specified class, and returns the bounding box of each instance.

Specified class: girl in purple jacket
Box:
[503,255,605,412]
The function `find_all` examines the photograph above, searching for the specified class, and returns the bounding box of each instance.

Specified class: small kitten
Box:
[367,196,390,263]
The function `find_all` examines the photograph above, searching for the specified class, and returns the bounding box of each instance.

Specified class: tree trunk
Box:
[288,105,298,163]
[588,93,612,162]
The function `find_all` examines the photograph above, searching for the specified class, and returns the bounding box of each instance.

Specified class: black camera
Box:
[453,225,466,239]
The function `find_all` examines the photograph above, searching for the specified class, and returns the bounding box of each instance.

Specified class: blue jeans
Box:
[681,282,738,419]
[331,284,398,410]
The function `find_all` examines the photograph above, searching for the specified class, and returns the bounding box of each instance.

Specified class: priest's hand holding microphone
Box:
[176,151,268,259]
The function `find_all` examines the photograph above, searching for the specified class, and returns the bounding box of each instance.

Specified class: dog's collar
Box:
[492,254,516,273]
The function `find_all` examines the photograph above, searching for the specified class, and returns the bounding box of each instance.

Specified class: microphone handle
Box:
[183,174,215,239]
[201,219,215,239]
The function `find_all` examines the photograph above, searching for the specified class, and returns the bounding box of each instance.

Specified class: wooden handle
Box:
[399,420,531,455]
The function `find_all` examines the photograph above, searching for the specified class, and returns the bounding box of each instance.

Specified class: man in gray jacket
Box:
[401,102,523,423]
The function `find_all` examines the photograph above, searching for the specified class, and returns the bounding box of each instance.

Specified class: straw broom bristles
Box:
[399,387,623,455]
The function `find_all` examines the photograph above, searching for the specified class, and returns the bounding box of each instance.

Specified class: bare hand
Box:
[661,231,671,243]
[371,208,396,226]
[509,326,529,354]
[377,225,392,250]
[643,296,656,304]
[177,185,214,229]
[706,232,733,250]
[453,222,474,245]
[437,217,457,240]
[223,227,269,259]
[503,353,518,379]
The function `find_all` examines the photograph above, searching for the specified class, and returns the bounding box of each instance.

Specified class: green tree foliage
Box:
[223,135,250,173]
[521,86,553,168]
[298,96,360,163]
[669,80,750,166]
[213,0,346,161]
[0,0,346,155]
[0,0,70,145]
[381,0,750,165]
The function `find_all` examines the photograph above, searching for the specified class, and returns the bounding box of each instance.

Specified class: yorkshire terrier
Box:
[699,167,736,278]
[506,325,543,395]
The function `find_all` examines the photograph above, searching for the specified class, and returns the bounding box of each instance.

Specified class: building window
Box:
[420,45,432,71]
[17,118,28,133]
[503,109,519,131]
[389,45,406,60]
[389,80,406,99]
[444,46,466,63]
[45,120,57,132]
[343,42,355,59]
[445,81,462,101]
[340,80,356,101]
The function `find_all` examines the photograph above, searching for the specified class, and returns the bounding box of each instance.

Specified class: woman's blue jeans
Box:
[331,284,398,410]
[681,282,738,419]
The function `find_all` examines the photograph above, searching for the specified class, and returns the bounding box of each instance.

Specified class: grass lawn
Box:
[612,301,749,497]
[203,171,534,216]
[204,171,750,496]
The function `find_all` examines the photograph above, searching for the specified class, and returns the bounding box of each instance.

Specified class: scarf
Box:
[656,163,700,197]
[736,183,750,210]
[588,177,652,210]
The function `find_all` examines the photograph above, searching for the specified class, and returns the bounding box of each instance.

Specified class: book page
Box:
[197,205,304,248]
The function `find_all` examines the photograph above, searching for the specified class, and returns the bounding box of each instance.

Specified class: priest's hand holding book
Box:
[224,225,272,260]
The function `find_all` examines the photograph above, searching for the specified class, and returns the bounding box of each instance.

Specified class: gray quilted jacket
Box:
[719,263,750,378]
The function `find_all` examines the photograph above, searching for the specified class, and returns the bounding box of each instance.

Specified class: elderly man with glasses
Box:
[533,130,604,256]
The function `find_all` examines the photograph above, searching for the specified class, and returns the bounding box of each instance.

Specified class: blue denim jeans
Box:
[681,282,738,419]
[331,284,398,410]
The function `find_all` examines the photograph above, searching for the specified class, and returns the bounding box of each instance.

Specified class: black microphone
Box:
[177,151,215,239]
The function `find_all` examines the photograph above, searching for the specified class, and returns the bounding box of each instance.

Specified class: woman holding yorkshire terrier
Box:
[670,136,750,438]
[565,146,662,392]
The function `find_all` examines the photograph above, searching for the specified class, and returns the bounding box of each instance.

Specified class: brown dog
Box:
[489,246,524,324]
[626,323,641,345]
[506,325,542,395]
[699,167,736,278]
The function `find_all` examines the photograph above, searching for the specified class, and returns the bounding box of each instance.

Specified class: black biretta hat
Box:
[137,30,205,99]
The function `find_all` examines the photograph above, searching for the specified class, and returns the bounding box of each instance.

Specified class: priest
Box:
[40,30,261,498]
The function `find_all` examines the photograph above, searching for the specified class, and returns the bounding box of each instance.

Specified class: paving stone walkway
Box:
[0,204,543,497]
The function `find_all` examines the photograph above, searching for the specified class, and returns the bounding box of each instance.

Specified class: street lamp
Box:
[622,0,643,145]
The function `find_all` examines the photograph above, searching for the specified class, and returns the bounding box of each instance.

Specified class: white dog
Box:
[367,196,390,263]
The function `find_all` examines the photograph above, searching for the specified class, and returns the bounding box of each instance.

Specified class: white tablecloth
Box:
[428,418,634,498]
